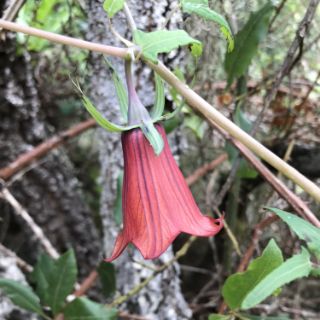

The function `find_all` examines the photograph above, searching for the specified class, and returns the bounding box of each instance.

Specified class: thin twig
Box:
[0,185,59,258]
[0,119,96,180]
[0,0,26,39]
[185,153,227,185]
[123,3,137,31]
[109,236,196,307]
[259,0,320,135]
[216,0,320,206]
[0,243,33,272]
[0,19,130,58]
[229,136,320,227]
[268,0,288,31]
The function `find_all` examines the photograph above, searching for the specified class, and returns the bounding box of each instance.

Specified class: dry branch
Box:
[0,119,96,181]
[0,186,59,258]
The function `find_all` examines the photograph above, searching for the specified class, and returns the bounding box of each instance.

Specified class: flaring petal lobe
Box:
[106,125,223,261]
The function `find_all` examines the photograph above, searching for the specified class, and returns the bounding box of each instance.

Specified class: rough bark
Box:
[86,1,192,318]
[0,35,101,279]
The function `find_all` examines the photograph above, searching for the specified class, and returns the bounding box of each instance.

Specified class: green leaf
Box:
[30,254,55,305]
[114,171,123,226]
[184,113,207,139]
[208,314,232,320]
[224,2,274,86]
[225,106,257,179]
[47,250,77,315]
[151,73,165,119]
[241,248,312,309]
[64,297,117,320]
[222,239,283,310]
[311,267,320,277]
[266,207,320,259]
[234,106,252,133]
[104,57,128,121]
[18,0,72,51]
[97,262,116,298]
[0,279,45,317]
[133,29,202,62]
[181,0,234,52]
[141,121,164,156]
[103,0,125,18]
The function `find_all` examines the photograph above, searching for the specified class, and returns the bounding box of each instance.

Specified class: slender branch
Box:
[0,243,33,273]
[0,185,60,258]
[229,136,320,227]
[0,19,129,58]
[0,119,96,181]
[0,19,319,203]
[185,153,227,185]
[73,270,98,297]
[0,0,26,33]
[123,3,137,31]
[254,0,320,135]
[109,236,196,307]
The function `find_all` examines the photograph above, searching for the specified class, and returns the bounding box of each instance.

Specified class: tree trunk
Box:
[0,35,101,279]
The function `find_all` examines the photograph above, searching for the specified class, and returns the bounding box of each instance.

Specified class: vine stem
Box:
[0,19,129,58]
[0,19,320,202]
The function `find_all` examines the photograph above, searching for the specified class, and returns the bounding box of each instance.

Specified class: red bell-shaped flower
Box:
[107,124,223,261]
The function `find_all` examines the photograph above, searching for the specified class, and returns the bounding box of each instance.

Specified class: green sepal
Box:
[104,57,129,121]
[141,120,164,156]
[73,80,135,132]
[151,72,165,119]
[160,102,184,121]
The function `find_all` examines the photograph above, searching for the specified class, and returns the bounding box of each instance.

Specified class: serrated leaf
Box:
[133,29,202,62]
[151,72,165,119]
[47,250,77,315]
[0,279,45,317]
[181,0,234,52]
[30,253,55,305]
[266,207,320,259]
[225,2,274,86]
[64,297,117,320]
[103,0,125,18]
[241,248,311,309]
[141,121,164,155]
[222,239,283,310]
[97,262,116,298]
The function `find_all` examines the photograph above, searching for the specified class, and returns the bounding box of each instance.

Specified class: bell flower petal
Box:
[106,125,223,261]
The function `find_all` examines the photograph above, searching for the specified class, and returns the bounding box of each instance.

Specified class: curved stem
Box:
[0,19,129,58]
